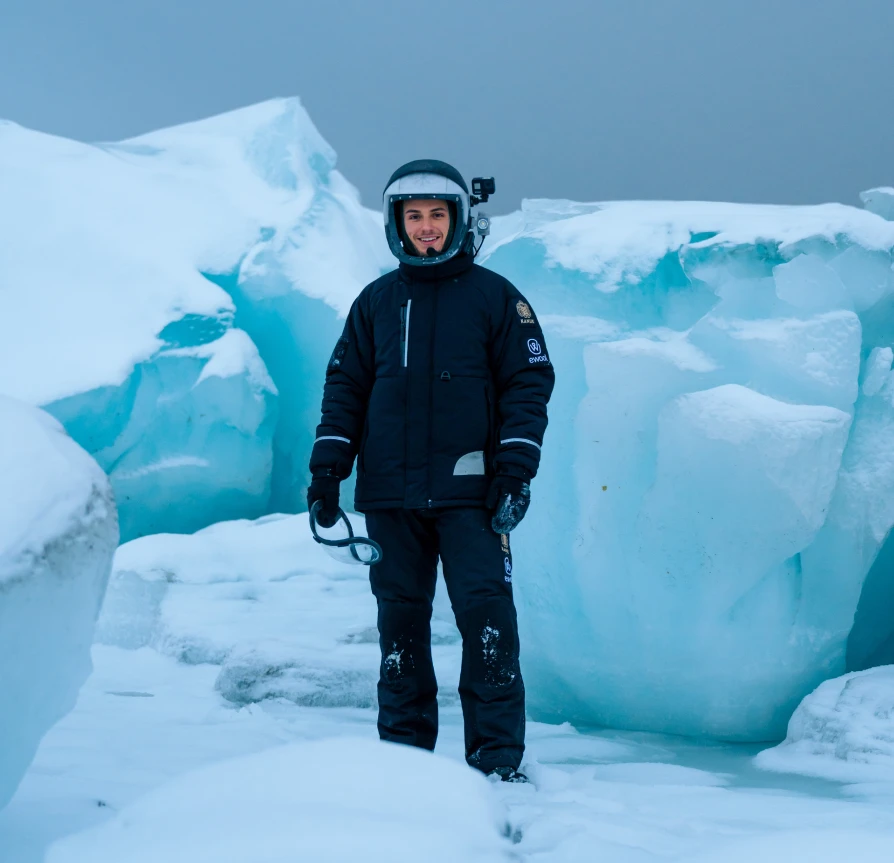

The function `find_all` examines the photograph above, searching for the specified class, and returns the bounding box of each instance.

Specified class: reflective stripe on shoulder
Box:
[315,436,351,445]
[500,438,541,451]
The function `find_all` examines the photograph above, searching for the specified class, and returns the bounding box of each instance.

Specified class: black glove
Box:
[486,473,531,534]
[307,473,341,529]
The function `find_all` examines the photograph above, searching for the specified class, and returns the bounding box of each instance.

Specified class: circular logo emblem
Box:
[516,300,533,319]
[504,557,512,575]
[527,338,542,355]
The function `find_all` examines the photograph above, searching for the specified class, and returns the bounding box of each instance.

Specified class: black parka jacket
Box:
[310,253,554,511]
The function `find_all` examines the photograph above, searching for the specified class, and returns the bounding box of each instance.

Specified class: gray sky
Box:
[2,0,892,214]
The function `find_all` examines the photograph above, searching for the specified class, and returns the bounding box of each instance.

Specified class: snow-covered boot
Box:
[487,766,529,784]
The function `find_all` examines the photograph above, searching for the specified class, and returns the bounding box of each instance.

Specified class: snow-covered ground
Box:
[3,645,894,862]
[3,516,894,861]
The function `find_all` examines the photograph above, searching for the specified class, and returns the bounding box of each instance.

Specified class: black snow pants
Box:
[365,506,525,773]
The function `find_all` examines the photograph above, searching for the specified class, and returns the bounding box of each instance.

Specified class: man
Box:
[307,159,554,781]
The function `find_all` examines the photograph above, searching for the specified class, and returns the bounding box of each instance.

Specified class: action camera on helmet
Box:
[471,177,495,206]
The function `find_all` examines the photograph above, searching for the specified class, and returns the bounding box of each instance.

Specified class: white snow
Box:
[2,642,894,862]
[96,513,460,707]
[47,738,512,863]
[487,198,894,288]
[756,666,894,785]
[860,186,894,221]
[2,516,894,859]
[0,99,388,406]
[0,396,118,809]
[165,328,278,392]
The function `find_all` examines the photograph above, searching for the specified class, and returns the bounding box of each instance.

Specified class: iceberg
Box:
[0,99,389,540]
[0,396,118,810]
[480,200,894,740]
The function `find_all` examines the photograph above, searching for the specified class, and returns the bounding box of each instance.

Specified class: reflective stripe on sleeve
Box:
[499,438,541,451]
[315,436,351,445]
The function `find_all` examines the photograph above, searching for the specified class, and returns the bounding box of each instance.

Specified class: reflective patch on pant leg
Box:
[501,533,513,583]
[453,451,486,476]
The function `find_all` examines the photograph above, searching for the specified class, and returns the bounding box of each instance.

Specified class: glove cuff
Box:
[495,464,533,482]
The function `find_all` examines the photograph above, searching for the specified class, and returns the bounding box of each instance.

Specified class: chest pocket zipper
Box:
[400,299,412,367]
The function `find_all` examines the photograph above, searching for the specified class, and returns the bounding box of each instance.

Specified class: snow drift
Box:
[0,396,118,810]
[45,738,512,863]
[756,665,894,783]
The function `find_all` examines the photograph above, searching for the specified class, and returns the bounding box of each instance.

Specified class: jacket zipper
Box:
[400,299,412,367]
[426,288,439,506]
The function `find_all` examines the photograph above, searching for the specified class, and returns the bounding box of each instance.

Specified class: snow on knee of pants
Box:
[46,737,513,863]
[755,666,894,783]
[0,396,118,810]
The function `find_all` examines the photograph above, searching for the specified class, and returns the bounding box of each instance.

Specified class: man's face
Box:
[402,199,451,256]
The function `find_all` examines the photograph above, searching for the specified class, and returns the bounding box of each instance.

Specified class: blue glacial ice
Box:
[3,102,894,741]
[0,100,389,540]
[481,200,894,739]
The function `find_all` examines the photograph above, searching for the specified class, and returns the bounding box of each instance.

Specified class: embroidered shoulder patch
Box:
[516,300,536,324]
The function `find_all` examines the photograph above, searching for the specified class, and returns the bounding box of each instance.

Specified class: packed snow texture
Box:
[95,513,461,708]
[756,666,894,783]
[9,586,894,862]
[0,396,118,810]
[4,101,894,740]
[46,738,512,863]
[861,187,894,221]
[0,99,390,540]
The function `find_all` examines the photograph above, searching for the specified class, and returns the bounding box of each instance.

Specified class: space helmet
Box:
[383,159,473,267]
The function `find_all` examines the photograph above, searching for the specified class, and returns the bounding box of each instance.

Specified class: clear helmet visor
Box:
[309,504,383,566]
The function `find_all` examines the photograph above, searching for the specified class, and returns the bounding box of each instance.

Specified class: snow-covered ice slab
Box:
[95,513,461,708]
[0,99,389,540]
[0,396,118,810]
[756,666,894,784]
[482,199,894,740]
[45,738,512,863]
[861,187,894,222]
